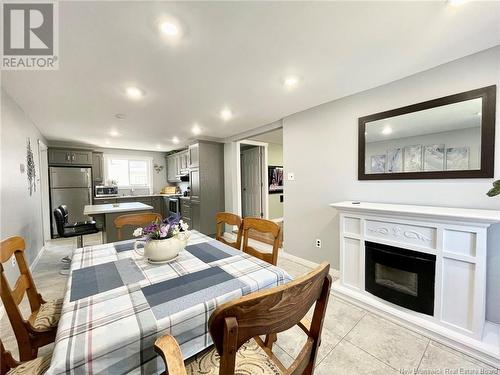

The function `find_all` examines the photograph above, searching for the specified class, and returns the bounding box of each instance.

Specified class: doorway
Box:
[240,145,264,218]
[237,140,268,219]
[38,140,51,244]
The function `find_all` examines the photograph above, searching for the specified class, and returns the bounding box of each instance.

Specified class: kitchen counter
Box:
[84,202,154,215]
[84,202,155,243]
[93,194,180,200]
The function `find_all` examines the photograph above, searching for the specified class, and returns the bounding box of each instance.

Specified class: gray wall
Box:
[282,47,500,322]
[1,90,47,281]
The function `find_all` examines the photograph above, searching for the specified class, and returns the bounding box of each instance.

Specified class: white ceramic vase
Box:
[134,232,190,263]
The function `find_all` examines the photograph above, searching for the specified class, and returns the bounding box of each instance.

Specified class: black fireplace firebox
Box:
[365,241,436,316]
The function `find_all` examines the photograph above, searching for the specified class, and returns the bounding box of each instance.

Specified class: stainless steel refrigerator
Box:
[50,167,92,237]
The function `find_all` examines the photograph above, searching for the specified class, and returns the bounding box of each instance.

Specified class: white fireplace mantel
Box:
[330,201,500,367]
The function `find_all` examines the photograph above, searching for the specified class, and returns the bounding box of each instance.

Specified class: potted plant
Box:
[133,214,190,263]
[487,180,500,197]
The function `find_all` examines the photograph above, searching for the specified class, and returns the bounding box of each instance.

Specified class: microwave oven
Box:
[95,185,118,197]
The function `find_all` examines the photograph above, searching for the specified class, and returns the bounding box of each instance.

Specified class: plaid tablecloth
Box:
[48,231,292,374]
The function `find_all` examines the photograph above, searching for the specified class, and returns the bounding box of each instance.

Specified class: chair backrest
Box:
[53,208,66,236]
[114,213,162,240]
[208,262,331,375]
[58,205,69,224]
[215,212,243,250]
[241,217,281,265]
[0,237,42,354]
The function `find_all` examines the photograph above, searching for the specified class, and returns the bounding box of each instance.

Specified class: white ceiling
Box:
[2,1,500,152]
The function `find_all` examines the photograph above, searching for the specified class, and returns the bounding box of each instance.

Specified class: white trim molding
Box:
[30,246,46,272]
[235,139,269,219]
[331,201,500,367]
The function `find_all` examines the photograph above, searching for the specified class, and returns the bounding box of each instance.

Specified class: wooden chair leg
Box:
[219,317,238,375]
[264,333,277,350]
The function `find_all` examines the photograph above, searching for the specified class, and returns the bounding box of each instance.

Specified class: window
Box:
[104,155,152,189]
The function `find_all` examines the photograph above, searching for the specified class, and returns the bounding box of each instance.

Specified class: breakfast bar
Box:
[84,202,154,243]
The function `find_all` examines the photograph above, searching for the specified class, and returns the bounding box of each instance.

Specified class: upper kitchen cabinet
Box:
[188,143,199,168]
[178,150,189,171]
[49,148,93,166]
[167,154,179,183]
[72,150,93,165]
[92,152,104,183]
[166,149,190,183]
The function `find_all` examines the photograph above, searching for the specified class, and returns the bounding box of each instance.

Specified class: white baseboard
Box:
[280,250,341,279]
[30,245,46,271]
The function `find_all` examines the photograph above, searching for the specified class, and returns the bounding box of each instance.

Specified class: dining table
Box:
[47,230,293,374]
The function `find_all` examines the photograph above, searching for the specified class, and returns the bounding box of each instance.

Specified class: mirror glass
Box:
[365,98,482,174]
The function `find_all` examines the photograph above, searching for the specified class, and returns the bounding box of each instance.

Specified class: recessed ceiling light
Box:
[109,129,120,137]
[156,144,162,150]
[220,108,233,121]
[159,21,180,36]
[283,75,299,89]
[125,86,144,100]
[192,124,201,135]
[382,126,392,135]
[172,136,180,144]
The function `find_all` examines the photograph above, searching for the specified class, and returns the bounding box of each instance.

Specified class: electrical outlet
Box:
[11,256,16,267]
[287,172,295,181]
[315,239,322,248]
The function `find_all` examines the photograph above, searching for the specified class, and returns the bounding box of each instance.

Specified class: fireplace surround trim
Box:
[331,201,500,366]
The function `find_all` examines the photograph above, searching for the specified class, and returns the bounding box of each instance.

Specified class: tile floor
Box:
[1,233,498,374]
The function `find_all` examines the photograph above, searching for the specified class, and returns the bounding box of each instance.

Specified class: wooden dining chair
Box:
[1,339,51,375]
[215,212,243,250]
[0,236,62,361]
[113,213,162,240]
[155,262,332,375]
[241,217,281,266]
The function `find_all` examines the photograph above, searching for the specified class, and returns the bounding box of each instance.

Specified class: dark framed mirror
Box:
[358,85,496,180]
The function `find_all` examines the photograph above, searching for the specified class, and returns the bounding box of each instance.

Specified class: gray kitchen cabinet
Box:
[180,198,190,218]
[179,150,189,171]
[152,196,164,217]
[167,154,179,183]
[94,198,116,204]
[72,150,93,165]
[180,198,192,227]
[49,149,72,165]
[49,148,93,166]
[119,197,153,206]
[92,152,104,183]
[167,149,190,182]
[190,201,200,231]
[190,169,200,202]
[186,141,224,236]
[188,143,199,168]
